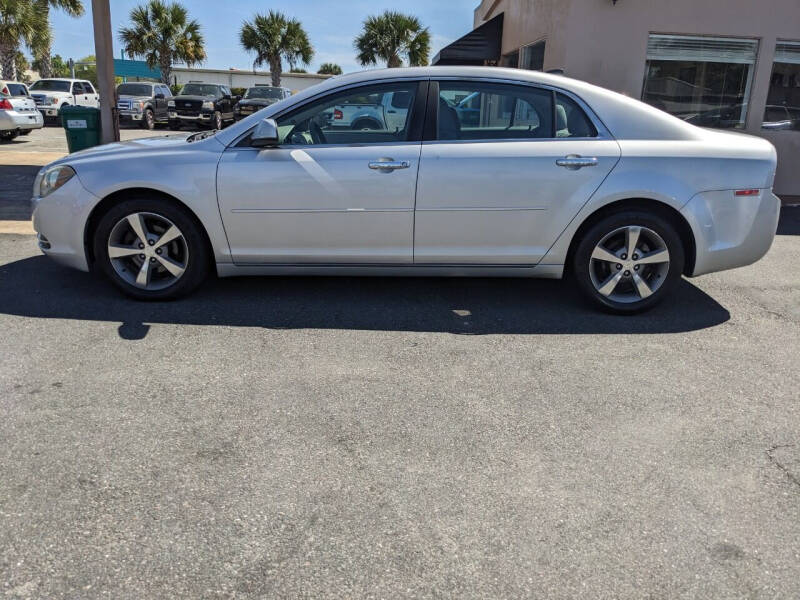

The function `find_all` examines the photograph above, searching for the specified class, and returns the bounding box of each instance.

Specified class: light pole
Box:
[91,0,119,143]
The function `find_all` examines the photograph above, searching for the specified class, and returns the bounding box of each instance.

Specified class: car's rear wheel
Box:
[352,119,381,131]
[0,130,19,141]
[93,198,209,300]
[141,108,155,130]
[573,211,685,314]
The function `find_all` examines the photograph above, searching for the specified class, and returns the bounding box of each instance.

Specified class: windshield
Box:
[180,84,219,97]
[30,80,71,92]
[245,87,283,100]
[117,83,153,96]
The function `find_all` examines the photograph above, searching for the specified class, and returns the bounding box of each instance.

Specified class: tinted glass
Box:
[275,82,418,145]
[180,84,220,97]
[72,82,84,94]
[555,93,597,137]
[763,48,800,130]
[30,80,70,92]
[520,41,545,71]
[437,82,553,141]
[6,83,28,96]
[245,87,284,100]
[83,82,95,94]
[117,83,153,96]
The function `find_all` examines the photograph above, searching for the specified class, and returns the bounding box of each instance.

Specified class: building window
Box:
[763,41,800,131]
[501,50,519,68]
[520,41,546,71]
[642,34,758,129]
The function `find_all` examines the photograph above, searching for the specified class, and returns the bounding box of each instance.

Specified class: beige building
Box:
[434,0,800,199]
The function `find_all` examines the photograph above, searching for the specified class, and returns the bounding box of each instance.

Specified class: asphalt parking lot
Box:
[0,207,798,598]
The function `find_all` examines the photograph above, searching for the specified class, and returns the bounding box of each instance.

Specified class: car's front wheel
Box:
[141,108,155,130]
[572,211,685,314]
[212,111,222,130]
[93,198,209,300]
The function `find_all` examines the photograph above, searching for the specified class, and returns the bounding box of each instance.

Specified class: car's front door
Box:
[217,80,426,264]
[414,80,621,264]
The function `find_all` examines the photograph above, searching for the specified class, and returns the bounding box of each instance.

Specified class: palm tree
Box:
[317,62,342,76]
[32,0,83,78]
[119,0,205,86]
[0,0,43,80]
[239,11,313,88]
[354,11,430,68]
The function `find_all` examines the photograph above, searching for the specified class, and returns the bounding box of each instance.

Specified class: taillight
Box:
[0,98,12,110]
[334,109,343,120]
[734,189,760,196]
[1,86,8,95]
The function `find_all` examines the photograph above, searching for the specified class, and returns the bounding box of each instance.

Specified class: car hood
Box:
[174,95,215,103]
[238,98,276,106]
[46,133,225,170]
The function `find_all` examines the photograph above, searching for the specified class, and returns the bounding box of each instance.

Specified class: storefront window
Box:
[763,42,800,131]
[642,34,758,129]
[520,41,545,71]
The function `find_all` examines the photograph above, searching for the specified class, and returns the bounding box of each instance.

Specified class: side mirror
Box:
[223,94,232,100]
[154,93,165,99]
[251,118,279,147]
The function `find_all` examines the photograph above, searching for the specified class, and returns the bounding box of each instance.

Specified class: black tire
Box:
[141,108,155,130]
[212,111,222,130]
[93,197,209,301]
[19,129,32,136]
[0,130,19,141]
[572,211,685,314]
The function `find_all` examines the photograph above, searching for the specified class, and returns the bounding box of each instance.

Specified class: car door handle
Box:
[556,155,598,169]
[368,160,410,171]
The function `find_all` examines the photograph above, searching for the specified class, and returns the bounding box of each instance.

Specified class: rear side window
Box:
[437,81,554,141]
[6,83,28,96]
[72,82,84,94]
[555,93,597,138]
[83,82,95,94]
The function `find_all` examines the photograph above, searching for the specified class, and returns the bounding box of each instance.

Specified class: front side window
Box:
[763,41,800,131]
[274,82,418,146]
[642,34,758,129]
[437,82,553,141]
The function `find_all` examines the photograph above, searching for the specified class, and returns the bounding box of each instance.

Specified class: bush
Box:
[231,87,247,97]
[169,84,182,96]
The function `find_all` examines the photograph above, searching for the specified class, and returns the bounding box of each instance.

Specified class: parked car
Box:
[762,104,800,131]
[234,86,291,120]
[321,88,412,131]
[116,82,172,130]
[168,83,237,130]
[31,67,780,313]
[29,78,99,122]
[0,81,44,139]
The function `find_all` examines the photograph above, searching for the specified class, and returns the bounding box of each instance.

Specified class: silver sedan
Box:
[31,67,780,313]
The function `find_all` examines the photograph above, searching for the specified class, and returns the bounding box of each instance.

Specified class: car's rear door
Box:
[217,79,427,264]
[414,79,620,264]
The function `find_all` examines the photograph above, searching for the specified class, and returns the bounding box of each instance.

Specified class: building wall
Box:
[474,0,800,196]
[171,68,331,94]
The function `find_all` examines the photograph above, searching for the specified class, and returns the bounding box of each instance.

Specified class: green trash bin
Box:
[60,105,102,153]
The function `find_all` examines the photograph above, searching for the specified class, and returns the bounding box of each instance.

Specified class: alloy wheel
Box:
[588,225,671,303]
[107,212,189,291]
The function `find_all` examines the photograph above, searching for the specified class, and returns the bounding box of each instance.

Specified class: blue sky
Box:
[47,0,478,74]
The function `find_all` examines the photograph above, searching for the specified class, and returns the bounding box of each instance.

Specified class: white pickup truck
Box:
[323,89,412,132]
[29,78,99,121]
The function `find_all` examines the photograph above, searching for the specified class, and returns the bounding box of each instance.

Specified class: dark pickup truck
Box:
[168,83,238,130]
[116,82,172,129]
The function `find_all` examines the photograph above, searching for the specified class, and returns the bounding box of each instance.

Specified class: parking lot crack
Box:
[767,444,800,490]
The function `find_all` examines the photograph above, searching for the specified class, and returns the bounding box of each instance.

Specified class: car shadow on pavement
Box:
[0,255,730,339]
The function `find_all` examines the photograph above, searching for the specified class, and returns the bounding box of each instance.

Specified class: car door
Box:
[216,80,427,264]
[82,82,99,107]
[154,85,168,119]
[71,82,85,105]
[414,80,621,264]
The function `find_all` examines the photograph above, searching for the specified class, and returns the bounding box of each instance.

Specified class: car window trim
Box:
[426,76,612,143]
[230,78,430,150]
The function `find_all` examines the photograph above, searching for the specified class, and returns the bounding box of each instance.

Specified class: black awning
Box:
[432,13,504,66]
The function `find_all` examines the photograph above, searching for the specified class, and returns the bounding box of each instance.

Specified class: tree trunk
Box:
[37,4,52,77]
[159,53,171,86]
[0,43,17,80]
[269,56,282,88]
[387,54,402,68]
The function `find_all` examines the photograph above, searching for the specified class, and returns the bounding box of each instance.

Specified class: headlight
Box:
[202,101,214,110]
[35,165,75,198]
[132,101,143,112]
[167,100,175,107]
[50,97,58,105]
